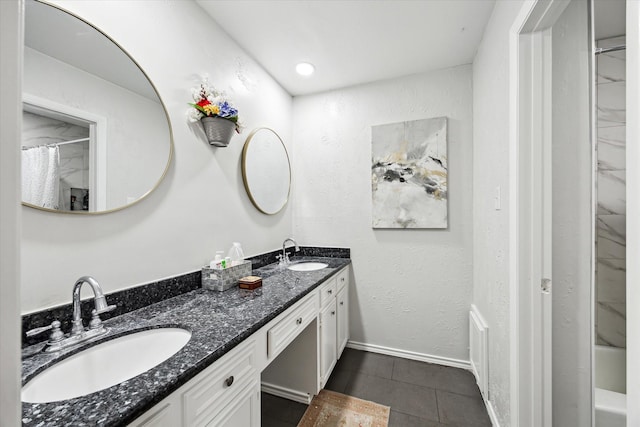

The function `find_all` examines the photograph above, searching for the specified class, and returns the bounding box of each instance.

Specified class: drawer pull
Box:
[341,277,345,282]
[296,317,303,325]
[340,302,344,306]
[331,311,336,315]
[225,376,234,387]
[328,290,333,295]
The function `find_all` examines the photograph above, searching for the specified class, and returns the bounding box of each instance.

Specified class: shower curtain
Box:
[21,145,61,209]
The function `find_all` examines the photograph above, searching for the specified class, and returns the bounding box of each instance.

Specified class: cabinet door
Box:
[336,286,349,358]
[319,299,337,387]
[206,379,260,427]
[127,401,180,427]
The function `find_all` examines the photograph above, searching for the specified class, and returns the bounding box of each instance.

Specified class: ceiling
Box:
[594,0,626,40]
[197,0,496,96]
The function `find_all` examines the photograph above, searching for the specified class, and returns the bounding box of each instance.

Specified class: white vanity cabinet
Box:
[128,339,259,427]
[319,295,338,387]
[318,265,350,388]
[336,268,350,356]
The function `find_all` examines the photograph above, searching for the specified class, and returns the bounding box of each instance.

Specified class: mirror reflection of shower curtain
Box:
[21,145,61,209]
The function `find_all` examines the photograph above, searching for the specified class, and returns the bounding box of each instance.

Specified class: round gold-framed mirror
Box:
[21,0,173,214]
[241,128,291,215]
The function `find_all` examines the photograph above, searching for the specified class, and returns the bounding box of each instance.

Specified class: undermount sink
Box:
[287,262,329,272]
[22,327,191,403]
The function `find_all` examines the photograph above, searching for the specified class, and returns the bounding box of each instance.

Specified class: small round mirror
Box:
[241,128,291,215]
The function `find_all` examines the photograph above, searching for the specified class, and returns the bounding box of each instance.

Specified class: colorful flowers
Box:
[188,77,242,133]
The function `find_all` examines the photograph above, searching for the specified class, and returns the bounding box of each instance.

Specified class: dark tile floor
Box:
[261,348,492,426]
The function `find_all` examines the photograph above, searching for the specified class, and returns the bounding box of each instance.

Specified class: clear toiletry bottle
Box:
[228,242,245,266]
[210,251,224,269]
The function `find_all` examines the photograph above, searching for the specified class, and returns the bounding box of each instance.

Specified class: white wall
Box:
[0,0,23,424]
[292,65,474,363]
[473,0,531,425]
[21,0,293,313]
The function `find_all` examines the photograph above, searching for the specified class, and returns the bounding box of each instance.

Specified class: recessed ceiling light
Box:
[296,62,315,76]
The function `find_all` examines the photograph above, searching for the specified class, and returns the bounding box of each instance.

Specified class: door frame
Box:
[509,1,571,426]
[626,1,639,425]
[22,93,107,211]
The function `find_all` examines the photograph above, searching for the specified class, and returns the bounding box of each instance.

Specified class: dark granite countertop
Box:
[21,256,351,427]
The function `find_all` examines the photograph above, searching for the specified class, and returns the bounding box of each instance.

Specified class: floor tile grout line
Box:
[389,407,442,425]
[435,386,442,423]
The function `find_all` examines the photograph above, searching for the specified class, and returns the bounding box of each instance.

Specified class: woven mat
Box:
[297,389,390,427]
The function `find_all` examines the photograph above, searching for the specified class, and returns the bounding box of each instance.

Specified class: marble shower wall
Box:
[596,36,626,348]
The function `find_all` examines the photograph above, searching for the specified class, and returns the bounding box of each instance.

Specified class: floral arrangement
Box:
[188,77,242,133]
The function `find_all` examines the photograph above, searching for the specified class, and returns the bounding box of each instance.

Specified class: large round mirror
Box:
[21,0,173,214]
[242,128,291,215]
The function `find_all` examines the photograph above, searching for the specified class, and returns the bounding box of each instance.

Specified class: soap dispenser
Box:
[228,242,245,266]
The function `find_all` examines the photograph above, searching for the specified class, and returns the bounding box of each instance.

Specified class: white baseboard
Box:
[485,398,501,427]
[345,340,472,370]
[261,382,312,405]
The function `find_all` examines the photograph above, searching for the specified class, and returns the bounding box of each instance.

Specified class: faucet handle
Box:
[26,323,54,338]
[26,320,63,343]
[48,321,64,342]
[89,309,103,330]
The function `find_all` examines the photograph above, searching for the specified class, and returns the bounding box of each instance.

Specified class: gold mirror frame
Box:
[22,1,174,215]
[241,128,291,215]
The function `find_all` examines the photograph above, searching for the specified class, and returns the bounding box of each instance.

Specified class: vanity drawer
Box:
[267,293,317,358]
[319,277,337,308]
[336,267,349,292]
[182,340,257,426]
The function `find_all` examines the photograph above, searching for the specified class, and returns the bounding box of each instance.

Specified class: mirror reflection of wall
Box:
[242,128,291,215]
[21,0,172,214]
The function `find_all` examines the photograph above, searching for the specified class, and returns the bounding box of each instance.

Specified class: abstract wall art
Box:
[371,117,448,229]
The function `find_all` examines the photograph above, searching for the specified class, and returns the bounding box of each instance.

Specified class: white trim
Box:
[22,93,107,211]
[0,1,23,425]
[509,1,571,426]
[345,341,471,371]
[469,305,489,398]
[626,1,640,426]
[261,382,311,405]
[485,398,502,427]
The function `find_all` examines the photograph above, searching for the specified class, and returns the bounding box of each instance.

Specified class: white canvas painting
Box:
[371,117,448,228]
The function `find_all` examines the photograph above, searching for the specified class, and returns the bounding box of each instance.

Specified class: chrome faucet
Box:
[281,238,300,265]
[26,276,116,353]
[71,276,116,335]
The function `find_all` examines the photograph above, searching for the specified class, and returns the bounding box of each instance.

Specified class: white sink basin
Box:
[22,327,191,403]
[287,262,329,272]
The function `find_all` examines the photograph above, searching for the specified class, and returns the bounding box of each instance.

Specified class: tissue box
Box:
[202,260,252,292]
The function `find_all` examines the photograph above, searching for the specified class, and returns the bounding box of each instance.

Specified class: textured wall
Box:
[472,1,526,425]
[292,65,473,362]
[21,0,293,313]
